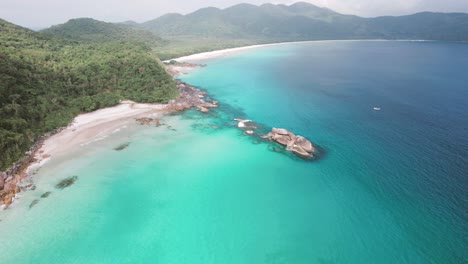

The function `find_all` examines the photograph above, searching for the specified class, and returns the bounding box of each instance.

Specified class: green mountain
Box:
[0,18,177,170]
[42,18,164,46]
[141,2,468,41]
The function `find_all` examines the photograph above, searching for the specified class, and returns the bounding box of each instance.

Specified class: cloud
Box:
[1,0,467,28]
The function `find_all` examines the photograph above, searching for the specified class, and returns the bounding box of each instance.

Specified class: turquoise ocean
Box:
[0,41,466,263]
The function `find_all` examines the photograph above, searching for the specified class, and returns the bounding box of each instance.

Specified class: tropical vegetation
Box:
[0,19,177,170]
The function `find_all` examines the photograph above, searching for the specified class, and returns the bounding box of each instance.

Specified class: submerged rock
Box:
[40,192,51,198]
[166,125,177,131]
[114,143,130,151]
[55,176,78,190]
[136,117,160,126]
[29,199,39,209]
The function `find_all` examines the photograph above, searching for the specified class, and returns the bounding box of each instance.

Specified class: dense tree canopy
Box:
[0,19,177,170]
[41,18,164,46]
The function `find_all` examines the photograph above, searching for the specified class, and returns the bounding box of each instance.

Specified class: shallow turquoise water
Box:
[0,41,466,263]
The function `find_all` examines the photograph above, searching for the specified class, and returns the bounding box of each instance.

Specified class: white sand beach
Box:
[166,44,269,62]
[166,42,305,62]
[166,39,426,63]
[29,101,166,171]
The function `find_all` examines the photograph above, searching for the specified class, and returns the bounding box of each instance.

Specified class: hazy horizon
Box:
[1,0,468,29]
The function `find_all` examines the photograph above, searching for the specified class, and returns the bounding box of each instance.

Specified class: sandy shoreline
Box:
[166,39,434,62]
[28,101,166,173]
[165,41,305,62]
[165,44,274,62]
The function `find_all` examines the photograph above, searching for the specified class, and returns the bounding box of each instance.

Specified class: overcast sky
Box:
[2,0,468,29]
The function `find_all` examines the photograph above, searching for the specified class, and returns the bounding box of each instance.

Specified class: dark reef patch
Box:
[40,192,51,198]
[114,143,130,151]
[29,199,39,209]
[55,176,78,190]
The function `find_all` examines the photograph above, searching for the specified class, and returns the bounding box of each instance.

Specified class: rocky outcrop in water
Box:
[265,128,316,158]
[234,119,317,158]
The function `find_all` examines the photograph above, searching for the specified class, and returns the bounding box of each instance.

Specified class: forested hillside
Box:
[0,19,177,170]
[142,2,468,41]
[42,18,164,46]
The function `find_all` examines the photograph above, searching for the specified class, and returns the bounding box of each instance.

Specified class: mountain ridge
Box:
[136,2,468,41]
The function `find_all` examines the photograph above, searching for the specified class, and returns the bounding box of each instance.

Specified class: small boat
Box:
[373,107,381,111]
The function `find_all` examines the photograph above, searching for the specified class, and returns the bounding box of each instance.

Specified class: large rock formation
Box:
[265,128,316,158]
[166,81,218,113]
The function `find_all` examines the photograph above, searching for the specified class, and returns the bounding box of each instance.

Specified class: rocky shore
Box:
[166,63,219,113]
[0,69,218,209]
[165,81,218,113]
[0,128,63,208]
[166,62,206,76]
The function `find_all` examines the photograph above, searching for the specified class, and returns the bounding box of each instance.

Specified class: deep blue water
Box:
[181,41,468,263]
